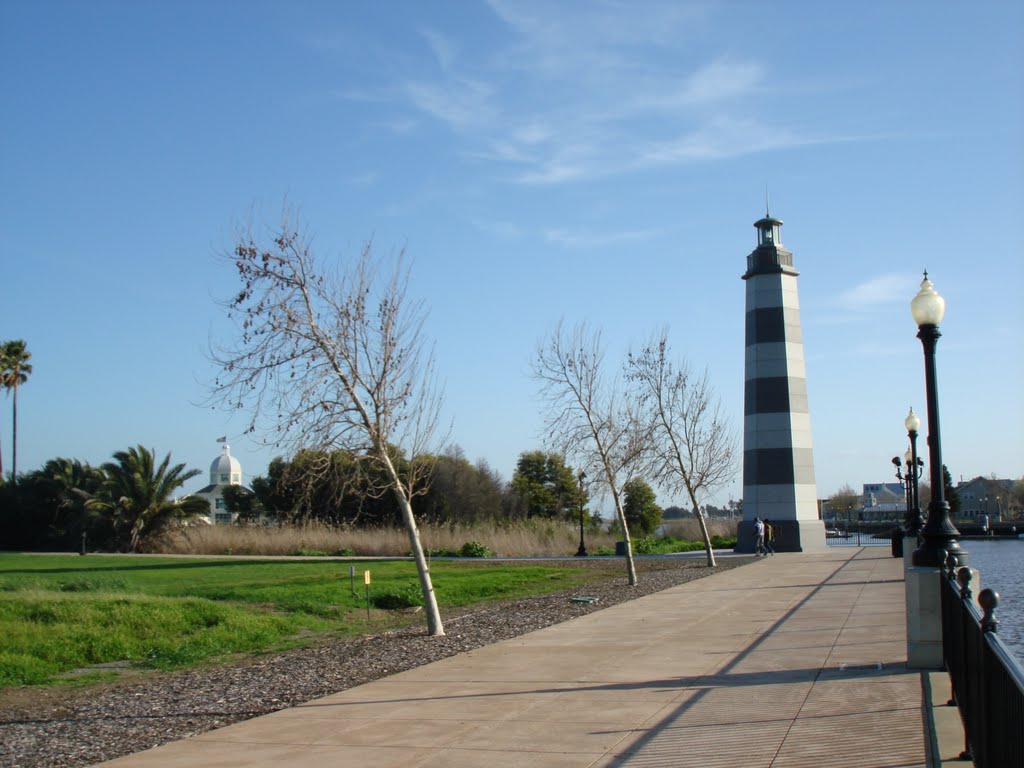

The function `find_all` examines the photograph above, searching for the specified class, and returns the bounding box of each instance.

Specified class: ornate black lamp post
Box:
[910,273,966,567]
[904,408,924,536]
[575,471,588,557]
[891,455,907,558]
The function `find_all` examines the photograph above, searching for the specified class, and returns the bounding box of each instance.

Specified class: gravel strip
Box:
[0,556,755,768]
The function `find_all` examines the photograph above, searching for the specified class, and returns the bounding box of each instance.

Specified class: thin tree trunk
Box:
[690,500,717,567]
[619,520,637,585]
[378,447,444,636]
[394,488,445,635]
[610,488,638,586]
[130,516,144,553]
[10,386,17,481]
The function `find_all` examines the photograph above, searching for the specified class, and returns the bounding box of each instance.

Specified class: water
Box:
[963,538,1024,662]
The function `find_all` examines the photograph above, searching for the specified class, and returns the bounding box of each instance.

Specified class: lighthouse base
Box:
[734,519,828,554]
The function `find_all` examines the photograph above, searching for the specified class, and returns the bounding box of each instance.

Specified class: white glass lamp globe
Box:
[905,407,921,433]
[905,448,913,465]
[911,273,946,327]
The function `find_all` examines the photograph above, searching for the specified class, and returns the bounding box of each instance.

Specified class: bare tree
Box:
[211,212,447,635]
[828,484,863,528]
[532,321,645,585]
[626,331,738,567]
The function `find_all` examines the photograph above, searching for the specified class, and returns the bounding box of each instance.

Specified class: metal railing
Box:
[825,520,896,547]
[940,556,1024,767]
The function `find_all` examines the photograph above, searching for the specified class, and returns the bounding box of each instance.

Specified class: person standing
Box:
[753,516,766,556]
[763,519,776,555]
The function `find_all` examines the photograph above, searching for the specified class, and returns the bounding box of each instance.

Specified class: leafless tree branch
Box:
[209,209,447,634]
[532,321,646,585]
[626,328,738,566]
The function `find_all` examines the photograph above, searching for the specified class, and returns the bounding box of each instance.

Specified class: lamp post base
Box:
[905,565,944,669]
[911,540,968,568]
[912,501,967,567]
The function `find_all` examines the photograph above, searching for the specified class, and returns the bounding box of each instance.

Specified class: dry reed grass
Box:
[662,517,738,541]
[158,520,626,558]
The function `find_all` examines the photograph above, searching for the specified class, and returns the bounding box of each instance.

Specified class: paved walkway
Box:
[97,549,928,768]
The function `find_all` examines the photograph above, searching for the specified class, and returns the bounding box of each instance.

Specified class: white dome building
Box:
[192,443,249,524]
[210,445,243,487]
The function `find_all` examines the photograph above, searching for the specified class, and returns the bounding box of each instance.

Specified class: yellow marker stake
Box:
[364,570,371,585]
[364,571,371,619]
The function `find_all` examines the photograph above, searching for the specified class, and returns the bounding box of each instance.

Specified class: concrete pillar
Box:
[906,564,980,669]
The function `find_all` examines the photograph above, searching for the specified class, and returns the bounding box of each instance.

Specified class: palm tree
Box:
[38,457,108,544]
[0,340,32,481]
[88,445,209,552]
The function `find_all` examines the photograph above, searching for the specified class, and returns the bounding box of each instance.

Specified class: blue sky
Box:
[2,0,1021,510]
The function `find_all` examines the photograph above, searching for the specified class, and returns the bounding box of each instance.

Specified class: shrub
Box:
[371,584,423,610]
[0,652,59,687]
[459,541,492,558]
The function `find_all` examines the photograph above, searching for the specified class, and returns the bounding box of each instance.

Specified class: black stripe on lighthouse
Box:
[744,377,809,415]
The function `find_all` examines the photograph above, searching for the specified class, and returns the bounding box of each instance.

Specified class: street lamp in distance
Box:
[575,471,588,557]
[905,408,923,536]
[891,455,906,558]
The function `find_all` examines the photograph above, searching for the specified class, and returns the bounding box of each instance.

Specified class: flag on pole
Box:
[216,436,227,443]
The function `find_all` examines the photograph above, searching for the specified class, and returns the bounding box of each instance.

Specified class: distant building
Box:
[861,482,905,520]
[955,476,1014,520]
[191,443,251,524]
[820,483,903,522]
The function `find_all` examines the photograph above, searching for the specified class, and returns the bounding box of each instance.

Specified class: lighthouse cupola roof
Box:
[754,215,783,248]
[744,210,797,280]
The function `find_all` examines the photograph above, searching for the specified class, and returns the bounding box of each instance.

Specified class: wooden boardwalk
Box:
[98,549,930,768]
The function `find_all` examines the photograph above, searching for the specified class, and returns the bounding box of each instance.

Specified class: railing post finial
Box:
[978,588,999,634]
[956,566,972,601]
[945,550,958,579]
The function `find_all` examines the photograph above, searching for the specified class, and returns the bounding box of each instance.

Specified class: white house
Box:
[191,443,250,524]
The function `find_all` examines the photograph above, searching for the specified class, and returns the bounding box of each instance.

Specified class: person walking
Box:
[763,519,776,555]
[753,516,766,556]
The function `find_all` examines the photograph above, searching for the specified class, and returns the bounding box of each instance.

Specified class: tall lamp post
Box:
[905,408,924,537]
[910,273,966,567]
[891,455,907,558]
[575,471,588,557]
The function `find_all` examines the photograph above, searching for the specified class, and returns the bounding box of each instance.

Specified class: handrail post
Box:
[955,566,974,762]
[977,589,999,768]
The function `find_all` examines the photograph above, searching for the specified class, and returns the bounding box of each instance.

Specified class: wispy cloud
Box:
[471,218,523,238]
[838,274,918,311]
[544,226,660,248]
[372,2,866,185]
[419,27,458,74]
[405,78,496,130]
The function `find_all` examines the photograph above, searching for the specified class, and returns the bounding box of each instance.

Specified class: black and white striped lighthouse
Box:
[737,213,827,552]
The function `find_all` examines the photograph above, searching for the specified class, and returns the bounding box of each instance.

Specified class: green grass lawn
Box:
[0,554,602,687]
